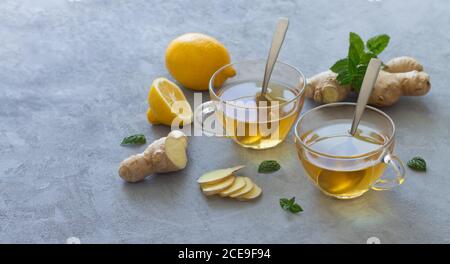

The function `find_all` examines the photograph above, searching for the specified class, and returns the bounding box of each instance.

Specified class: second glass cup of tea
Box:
[195,60,306,149]
[294,103,406,199]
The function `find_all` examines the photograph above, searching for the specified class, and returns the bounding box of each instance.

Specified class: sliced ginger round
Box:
[229,177,254,198]
[201,176,235,196]
[219,176,246,197]
[147,77,192,126]
[236,185,262,201]
[197,165,244,185]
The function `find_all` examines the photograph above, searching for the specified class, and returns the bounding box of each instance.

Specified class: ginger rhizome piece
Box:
[119,130,188,183]
[369,70,430,106]
[384,56,424,73]
[306,56,431,107]
[305,71,351,104]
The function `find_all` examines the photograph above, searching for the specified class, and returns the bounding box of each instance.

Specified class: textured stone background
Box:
[1,0,449,243]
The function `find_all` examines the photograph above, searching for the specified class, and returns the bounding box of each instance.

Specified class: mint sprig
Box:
[280,197,303,214]
[330,32,390,93]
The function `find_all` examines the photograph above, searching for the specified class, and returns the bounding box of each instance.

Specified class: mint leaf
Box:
[121,134,146,145]
[367,34,390,55]
[407,156,427,171]
[279,197,303,214]
[360,52,377,65]
[352,77,363,93]
[348,43,360,74]
[330,58,348,74]
[280,198,292,210]
[258,160,281,173]
[357,64,368,75]
[289,203,303,213]
[336,69,353,85]
[352,65,368,93]
[349,32,364,55]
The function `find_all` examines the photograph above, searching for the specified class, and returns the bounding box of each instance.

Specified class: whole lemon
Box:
[165,33,236,91]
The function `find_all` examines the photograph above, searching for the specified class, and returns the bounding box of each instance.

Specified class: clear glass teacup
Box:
[294,103,406,199]
[195,59,306,149]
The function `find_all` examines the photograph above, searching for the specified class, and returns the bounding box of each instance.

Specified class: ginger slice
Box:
[219,176,246,197]
[197,165,245,185]
[236,185,262,201]
[201,176,236,196]
[229,177,254,198]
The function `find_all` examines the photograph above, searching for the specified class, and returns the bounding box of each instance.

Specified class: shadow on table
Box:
[311,188,400,225]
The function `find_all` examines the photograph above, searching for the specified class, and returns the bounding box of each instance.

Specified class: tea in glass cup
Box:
[195,60,306,149]
[294,103,406,199]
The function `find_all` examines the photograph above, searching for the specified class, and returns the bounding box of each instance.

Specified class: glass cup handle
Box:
[194,101,225,137]
[372,153,406,191]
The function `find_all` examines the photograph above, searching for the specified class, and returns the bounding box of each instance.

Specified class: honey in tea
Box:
[298,123,389,198]
[216,81,302,149]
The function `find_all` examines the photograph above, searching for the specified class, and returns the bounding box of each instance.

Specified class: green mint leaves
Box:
[121,134,146,145]
[258,160,281,173]
[367,34,391,55]
[407,156,427,171]
[330,32,390,93]
[280,197,303,214]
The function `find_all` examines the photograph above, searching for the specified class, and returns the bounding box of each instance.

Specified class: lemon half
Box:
[147,78,192,126]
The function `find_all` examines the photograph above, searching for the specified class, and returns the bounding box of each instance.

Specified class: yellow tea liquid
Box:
[298,123,388,198]
[216,81,301,149]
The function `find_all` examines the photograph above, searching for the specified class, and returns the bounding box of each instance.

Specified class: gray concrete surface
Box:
[1,0,449,244]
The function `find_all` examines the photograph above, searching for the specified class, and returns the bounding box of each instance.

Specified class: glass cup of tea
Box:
[195,60,306,149]
[294,103,406,199]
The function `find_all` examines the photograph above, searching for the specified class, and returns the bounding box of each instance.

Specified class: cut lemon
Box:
[147,78,193,126]
[146,108,159,125]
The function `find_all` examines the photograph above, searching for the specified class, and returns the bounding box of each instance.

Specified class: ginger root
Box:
[306,56,431,107]
[384,56,423,73]
[119,130,188,183]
